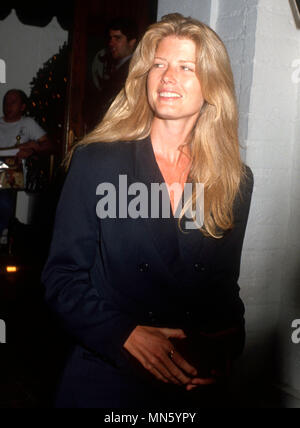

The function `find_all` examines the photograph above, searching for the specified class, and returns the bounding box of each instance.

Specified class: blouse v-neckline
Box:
[148,137,191,218]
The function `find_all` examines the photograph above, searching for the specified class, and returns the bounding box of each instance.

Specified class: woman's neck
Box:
[150,117,193,165]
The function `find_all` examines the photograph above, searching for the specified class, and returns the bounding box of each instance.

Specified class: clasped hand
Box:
[123,325,216,391]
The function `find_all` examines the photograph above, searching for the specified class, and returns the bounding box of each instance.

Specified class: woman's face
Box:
[147,36,205,124]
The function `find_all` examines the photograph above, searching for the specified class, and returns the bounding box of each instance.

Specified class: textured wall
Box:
[215,0,258,160]
[275,0,300,397]
[240,0,300,404]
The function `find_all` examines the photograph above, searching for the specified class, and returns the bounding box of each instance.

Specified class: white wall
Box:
[157,0,212,25]
[216,0,300,406]
[241,0,300,405]
[260,0,300,401]
[215,0,258,160]
[0,9,68,114]
[277,92,300,403]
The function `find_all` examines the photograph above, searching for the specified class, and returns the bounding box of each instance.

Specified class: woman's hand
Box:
[123,325,216,390]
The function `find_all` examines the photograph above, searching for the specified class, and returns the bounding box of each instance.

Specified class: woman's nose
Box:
[161,67,176,84]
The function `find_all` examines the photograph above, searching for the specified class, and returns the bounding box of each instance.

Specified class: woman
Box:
[42,13,253,408]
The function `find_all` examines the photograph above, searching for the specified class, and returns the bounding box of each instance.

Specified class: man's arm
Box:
[16,134,55,160]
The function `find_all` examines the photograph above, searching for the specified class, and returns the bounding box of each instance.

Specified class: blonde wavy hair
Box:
[70,13,246,238]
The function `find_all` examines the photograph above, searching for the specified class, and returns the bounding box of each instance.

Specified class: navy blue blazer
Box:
[42,137,253,407]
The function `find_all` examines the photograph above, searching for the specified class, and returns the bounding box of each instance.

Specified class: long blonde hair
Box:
[71,13,246,238]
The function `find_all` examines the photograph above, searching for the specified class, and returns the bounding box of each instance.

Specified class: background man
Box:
[0,89,53,236]
[86,18,138,130]
[0,89,53,160]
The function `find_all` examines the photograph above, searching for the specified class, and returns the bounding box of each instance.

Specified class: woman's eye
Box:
[153,63,164,68]
[182,65,192,71]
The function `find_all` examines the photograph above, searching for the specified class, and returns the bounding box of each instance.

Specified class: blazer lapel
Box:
[133,136,186,281]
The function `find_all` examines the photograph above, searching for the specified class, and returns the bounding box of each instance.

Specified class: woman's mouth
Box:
[158,91,182,99]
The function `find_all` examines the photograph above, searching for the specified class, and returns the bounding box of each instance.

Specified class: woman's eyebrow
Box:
[178,60,196,64]
[154,56,195,63]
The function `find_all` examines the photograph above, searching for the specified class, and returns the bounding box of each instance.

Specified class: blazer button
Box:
[194,263,206,272]
[138,263,150,273]
[185,311,192,321]
[148,311,156,322]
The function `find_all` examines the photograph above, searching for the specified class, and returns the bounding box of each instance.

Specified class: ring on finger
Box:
[168,349,175,361]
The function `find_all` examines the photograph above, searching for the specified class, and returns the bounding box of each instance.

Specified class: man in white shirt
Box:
[0,89,53,159]
[0,89,53,235]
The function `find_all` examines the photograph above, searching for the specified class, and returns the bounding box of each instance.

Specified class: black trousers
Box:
[0,190,15,234]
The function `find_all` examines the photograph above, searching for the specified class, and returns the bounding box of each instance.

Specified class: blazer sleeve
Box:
[42,146,137,367]
[235,165,254,227]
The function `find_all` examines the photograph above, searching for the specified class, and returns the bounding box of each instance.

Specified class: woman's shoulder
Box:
[241,164,254,195]
[232,164,254,222]
[74,140,137,160]
[69,140,138,181]
[71,140,138,168]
